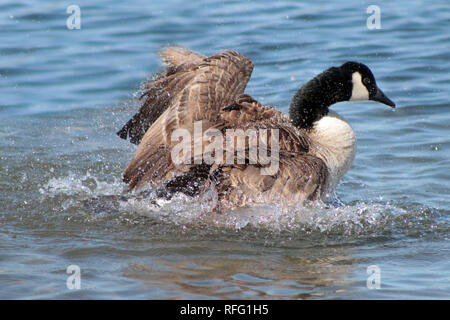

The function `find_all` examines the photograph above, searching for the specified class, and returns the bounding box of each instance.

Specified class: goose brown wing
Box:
[120,49,254,190]
[216,152,328,210]
[216,95,328,209]
[220,94,311,154]
[117,48,207,145]
[159,47,206,67]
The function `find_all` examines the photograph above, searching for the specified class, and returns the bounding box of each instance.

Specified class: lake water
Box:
[0,0,449,299]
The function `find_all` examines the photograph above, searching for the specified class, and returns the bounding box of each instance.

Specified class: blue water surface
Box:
[0,0,449,299]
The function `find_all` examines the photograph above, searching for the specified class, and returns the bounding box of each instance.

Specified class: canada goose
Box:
[117,48,395,211]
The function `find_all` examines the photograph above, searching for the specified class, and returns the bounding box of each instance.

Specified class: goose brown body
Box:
[118,48,382,211]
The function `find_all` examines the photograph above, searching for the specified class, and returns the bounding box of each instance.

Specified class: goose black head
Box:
[340,61,395,108]
[290,61,396,129]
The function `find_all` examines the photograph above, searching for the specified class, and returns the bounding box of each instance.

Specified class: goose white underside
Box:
[309,110,357,196]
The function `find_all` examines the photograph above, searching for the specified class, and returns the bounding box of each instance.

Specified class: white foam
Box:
[114,185,406,235]
[39,171,124,198]
[39,172,407,235]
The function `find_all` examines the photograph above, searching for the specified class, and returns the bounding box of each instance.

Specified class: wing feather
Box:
[215,96,328,209]
[120,49,254,189]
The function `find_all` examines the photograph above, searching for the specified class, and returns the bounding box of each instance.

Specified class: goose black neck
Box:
[289,67,351,129]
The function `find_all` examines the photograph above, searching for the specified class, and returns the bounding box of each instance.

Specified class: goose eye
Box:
[363,78,371,86]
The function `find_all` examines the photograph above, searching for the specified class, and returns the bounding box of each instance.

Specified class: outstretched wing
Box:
[117,47,207,144]
[119,49,254,190]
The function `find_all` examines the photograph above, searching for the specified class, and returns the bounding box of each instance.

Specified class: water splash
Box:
[37,172,445,240]
[39,171,125,198]
[81,184,411,237]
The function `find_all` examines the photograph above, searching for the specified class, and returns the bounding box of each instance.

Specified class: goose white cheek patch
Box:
[349,72,369,101]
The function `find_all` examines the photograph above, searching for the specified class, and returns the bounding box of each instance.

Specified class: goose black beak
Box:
[371,87,396,108]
